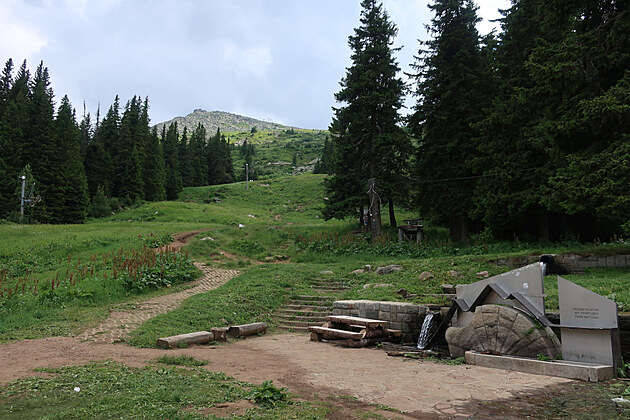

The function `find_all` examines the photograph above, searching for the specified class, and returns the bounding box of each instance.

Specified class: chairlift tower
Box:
[18,175,40,221]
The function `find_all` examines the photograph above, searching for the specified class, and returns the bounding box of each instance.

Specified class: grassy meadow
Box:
[2,169,630,418]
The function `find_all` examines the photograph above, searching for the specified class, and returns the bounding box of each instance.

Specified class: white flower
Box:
[74,387,81,392]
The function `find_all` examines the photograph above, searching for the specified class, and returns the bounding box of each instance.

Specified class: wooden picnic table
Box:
[309,315,401,347]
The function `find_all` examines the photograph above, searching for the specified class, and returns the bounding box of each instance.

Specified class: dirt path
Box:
[0,333,571,418]
[77,264,238,344]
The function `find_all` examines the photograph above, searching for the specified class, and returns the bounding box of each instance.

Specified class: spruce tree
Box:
[25,62,58,223]
[178,126,193,187]
[95,96,120,195]
[163,122,182,199]
[143,126,166,201]
[409,0,488,241]
[116,96,144,200]
[189,123,207,186]
[323,0,407,236]
[55,95,89,223]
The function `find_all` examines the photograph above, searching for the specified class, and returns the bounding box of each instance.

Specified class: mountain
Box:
[154,109,289,134]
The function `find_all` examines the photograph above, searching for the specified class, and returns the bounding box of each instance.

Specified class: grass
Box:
[156,355,209,366]
[0,361,327,419]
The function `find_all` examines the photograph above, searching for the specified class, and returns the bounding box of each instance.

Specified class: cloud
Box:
[0,2,47,60]
[222,44,273,79]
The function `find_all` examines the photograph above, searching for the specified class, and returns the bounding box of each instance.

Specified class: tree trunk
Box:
[388,198,396,227]
[450,215,469,243]
[367,178,382,237]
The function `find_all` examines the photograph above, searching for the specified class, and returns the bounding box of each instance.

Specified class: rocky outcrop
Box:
[154,109,289,135]
[445,305,561,359]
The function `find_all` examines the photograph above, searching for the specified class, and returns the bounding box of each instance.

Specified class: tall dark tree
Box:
[143,126,166,201]
[25,62,58,223]
[323,0,407,236]
[189,123,207,186]
[55,95,89,223]
[116,96,144,200]
[0,59,28,217]
[178,127,193,187]
[409,0,489,241]
[94,96,120,195]
[163,122,182,199]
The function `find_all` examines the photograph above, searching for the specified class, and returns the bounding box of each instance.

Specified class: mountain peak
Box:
[154,110,290,134]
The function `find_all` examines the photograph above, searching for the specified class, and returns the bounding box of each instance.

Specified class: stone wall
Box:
[332,300,429,343]
[491,253,630,273]
[553,254,630,273]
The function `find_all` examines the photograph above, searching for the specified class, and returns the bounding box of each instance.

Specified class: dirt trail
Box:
[77,264,238,344]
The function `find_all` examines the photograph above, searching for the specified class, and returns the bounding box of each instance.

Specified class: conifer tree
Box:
[55,95,89,223]
[178,126,193,187]
[189,123,207,186]
[324,0,407,236]
[116,96,144,200]
[163,122,182,199]
[143,126,166,201]
[409,0,488,241]
[25,62,58,223]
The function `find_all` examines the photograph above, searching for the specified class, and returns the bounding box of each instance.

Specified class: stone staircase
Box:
[275,279,351,332]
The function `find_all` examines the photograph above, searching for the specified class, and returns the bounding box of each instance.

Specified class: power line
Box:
[417,166,547,184]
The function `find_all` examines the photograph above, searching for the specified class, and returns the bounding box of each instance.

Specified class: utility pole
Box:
[246,163,249,190]
[19,175,26,221]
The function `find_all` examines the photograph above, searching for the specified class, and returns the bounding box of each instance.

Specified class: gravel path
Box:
[76,263,238,344]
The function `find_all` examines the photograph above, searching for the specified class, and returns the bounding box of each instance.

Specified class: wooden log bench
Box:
[156,331,214,349]
[309,315,401,347]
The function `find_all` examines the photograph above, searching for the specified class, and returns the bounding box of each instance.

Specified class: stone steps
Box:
[274,278,350,331]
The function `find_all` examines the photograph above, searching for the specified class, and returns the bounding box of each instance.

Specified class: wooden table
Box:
[309,315,401,347]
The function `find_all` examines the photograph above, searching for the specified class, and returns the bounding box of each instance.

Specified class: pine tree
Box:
[409,0,489,241]
[0,59,27,218]
[163,122,182,199]
[189,123,207,186]
[178,126,193,187]
[313,136,333,174]
[323,0,407,237]
[143,126,166,201]
[55,95,89,223]
[116,96,144,200]
[94,96,120,195]
[25,62,58,223]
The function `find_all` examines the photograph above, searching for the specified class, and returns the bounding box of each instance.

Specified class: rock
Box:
[238,224,245,228]
[352,265,372,274]
[248,214,256,218]
[476,270,489,278]
[362,283,394,289]
[441,284,456,294]
[200,237,214,241]
[320,270,334,274]
[612,397,630,407]
[418,271,434,281]
[375,265,402,275]
[445,305,561,359]
[397,288,417,298]
[449,270,461,278]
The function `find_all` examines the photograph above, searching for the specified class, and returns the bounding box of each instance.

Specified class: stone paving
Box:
[77,263,239,344]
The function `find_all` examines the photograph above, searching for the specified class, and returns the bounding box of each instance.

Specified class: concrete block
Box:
[615,255,626,267]
[364,302,379,311]
[365,309,379,319]
[598,257,607,268]
[378,311,391,321]
[400,304,419,314]
[465,352,614,382]
[607,256,615,267]
[389,321,402,330]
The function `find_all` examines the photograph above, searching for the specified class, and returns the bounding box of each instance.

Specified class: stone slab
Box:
[465,351,614,382]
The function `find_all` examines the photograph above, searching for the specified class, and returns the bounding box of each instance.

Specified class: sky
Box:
[0,0,510,130]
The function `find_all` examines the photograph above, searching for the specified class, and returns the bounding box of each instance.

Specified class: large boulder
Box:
[445,305,561,359]
[375,265,402,275]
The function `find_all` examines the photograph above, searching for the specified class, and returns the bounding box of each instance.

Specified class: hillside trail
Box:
[0,230,575,418]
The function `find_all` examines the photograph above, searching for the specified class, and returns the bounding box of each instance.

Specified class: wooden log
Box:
[308,326,364,340]
[362,326,389,339]
[156,331,213,349]
[387,329,403,337]
[211,327,228,342]
[344,337,391,348]
[227,322,267,338]
[324,315,388,328]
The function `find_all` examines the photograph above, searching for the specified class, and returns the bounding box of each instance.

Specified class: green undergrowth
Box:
[0,361,326,419]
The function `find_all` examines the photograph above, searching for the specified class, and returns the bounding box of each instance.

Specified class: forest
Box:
[324,0,630,242]
[0,59,235,224]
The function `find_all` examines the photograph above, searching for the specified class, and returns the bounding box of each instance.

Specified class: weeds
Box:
[249,380,289,408]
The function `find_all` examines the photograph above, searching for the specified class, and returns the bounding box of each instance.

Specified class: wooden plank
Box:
[308,326,364,339]
[211,327,228,342]
[227,322,267,338]
[156,331,213,349]
[325,315,388,328]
